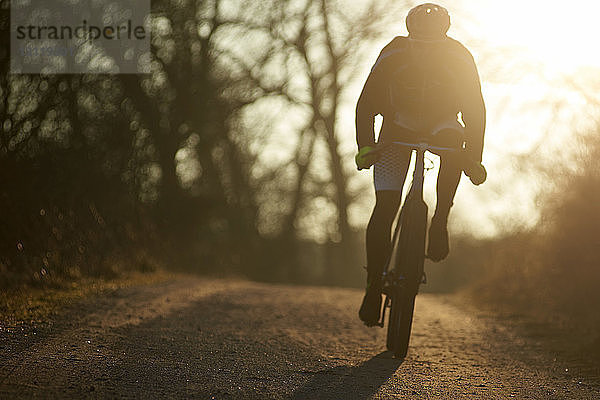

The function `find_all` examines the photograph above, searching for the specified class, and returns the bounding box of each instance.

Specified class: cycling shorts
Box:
[373,121,464,192]
[373,144,411,192]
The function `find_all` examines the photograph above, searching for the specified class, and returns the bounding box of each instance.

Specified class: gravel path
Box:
[1,278,599,399]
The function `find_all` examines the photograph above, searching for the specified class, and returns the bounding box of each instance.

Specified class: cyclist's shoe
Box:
[359,288,382,326]
[427,215,449,262]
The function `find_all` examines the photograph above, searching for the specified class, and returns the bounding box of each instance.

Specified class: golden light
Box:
[432,1,600,237]
[470,0,600,73]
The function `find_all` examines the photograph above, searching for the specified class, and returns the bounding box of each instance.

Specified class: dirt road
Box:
[1,278,599,399]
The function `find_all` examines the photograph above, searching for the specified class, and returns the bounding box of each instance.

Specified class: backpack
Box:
[378,37,464,132]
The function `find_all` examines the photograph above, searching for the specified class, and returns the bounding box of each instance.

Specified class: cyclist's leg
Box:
[365,190,402,290]
[367,144,411,284]
[360,145,410,325]
[435,151,462,218]
[428,150,462,261]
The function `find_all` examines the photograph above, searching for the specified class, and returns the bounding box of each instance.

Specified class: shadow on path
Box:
[291,352,405,400]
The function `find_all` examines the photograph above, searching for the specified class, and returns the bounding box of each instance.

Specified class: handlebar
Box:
[356,141,461,171]
[357,140,486,185]
[383,140,462,153]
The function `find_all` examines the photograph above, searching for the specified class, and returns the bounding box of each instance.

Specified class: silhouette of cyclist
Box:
[355,3,487,326]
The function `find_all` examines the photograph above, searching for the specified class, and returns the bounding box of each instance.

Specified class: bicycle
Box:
[373,140,460,358]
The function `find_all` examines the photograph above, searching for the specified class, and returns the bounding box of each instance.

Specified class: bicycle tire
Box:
[392,290,416,358]
[398,197,428,285]
[386,192,427,358]
[386,293,398,351]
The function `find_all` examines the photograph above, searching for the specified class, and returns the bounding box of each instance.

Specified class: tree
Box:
[232,0,409,282]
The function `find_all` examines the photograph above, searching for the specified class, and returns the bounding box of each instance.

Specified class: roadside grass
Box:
[0,270,174,327]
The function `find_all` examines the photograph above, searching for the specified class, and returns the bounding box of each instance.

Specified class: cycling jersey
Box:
[356,36,486,162]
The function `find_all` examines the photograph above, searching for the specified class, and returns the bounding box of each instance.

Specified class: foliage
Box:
[0,0,408,287]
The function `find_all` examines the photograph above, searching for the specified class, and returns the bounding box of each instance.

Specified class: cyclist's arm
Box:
[355,71,381,150]
[459,50,486,163]
[355,38,403,150]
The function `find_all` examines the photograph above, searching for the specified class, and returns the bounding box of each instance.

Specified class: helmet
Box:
[406,3,450,40]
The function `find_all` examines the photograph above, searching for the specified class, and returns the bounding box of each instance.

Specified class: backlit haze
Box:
[345,0,600,239]
[241,0,600,242]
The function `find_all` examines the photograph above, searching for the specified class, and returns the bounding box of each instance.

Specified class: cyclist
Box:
[355,3,487,326]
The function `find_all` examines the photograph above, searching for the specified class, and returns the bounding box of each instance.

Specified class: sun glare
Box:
[473,0,600,73]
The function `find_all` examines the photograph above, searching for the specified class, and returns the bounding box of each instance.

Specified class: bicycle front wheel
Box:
[386,287,416,358]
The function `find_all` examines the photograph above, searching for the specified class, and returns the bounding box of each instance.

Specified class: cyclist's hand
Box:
[463,159,487,185]
[355,146,379,170]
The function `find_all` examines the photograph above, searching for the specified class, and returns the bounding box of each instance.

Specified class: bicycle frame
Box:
[377,141,458,356]
[383,141,457,285]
